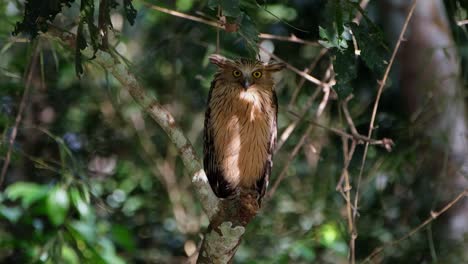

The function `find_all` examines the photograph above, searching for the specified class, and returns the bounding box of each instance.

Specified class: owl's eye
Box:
[232,70,242,77]
[252,71,262,79]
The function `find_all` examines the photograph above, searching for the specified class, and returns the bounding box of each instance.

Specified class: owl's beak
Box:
[242,79,252,89]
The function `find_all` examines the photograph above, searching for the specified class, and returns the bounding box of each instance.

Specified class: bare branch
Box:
[288,49,328,108]
[457,19,468,26]
[354,0,418,220]
[276,88,321,153]
[363,189,468,263]
[288,110,394,150]
[80,47,219,219]
[142,1,317,46]
[0,44,39,187]
[258,45,327,87]
[268,124,314,198]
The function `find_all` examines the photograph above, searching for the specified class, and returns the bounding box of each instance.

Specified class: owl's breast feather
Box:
[210,86,275,189]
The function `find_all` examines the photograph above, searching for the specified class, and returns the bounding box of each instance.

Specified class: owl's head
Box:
[209,54,285,90]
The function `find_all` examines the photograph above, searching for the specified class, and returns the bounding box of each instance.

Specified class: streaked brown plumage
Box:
[204,54,285,201]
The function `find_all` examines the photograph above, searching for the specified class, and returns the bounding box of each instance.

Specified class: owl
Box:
[204,54,285,202]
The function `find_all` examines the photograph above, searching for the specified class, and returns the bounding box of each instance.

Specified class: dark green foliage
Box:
[76,0,99,76]
[123,0,137,25]
[12,0,75,38]
[319,0,387,98]
[457,0,468,11]
[349,22,388,76]
[332,45,356,99]
[12,0,137,76]
[207,0,259,51]
[209,0,241,18]
[239,12,259,46]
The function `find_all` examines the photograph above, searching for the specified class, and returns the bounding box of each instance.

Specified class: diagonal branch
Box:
[82,47,219,219]
[363,189,468,262]
[141,1,318,46]
[0,43,39,188]
[354,0,418,219]
[84,48,261,263]
[288,111,393,150]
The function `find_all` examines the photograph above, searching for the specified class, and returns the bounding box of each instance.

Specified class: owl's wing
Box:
[204,82,235,198]
[256,92,278,200]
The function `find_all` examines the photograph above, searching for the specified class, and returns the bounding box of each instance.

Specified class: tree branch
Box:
[82,46,263,262]
[141,1,318,46]
[354,0,418,220]
[0,43,39,188]
[363,189,468,262]
[82,47,219,220]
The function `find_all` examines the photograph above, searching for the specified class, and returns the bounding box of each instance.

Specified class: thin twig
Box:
[258,33,318,46]
[142,1,317,46]
[288,49,328,108]
[342,95,394,152]
[342,95,359,136]
[316,82,331,117]
[353,0,418,219]
[258,45,326,87]
[457,19,468,26]
[0,44,39,187]
[289,111,393,149]
[276,88,322,153]
[276,62,331,153]
[363,189,468,263]
[339,137,357,264]
[353,0,371,24]
[268,124,314,198]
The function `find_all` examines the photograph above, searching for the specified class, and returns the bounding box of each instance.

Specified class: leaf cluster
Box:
[13,0,138,76]
[319,0,388,98]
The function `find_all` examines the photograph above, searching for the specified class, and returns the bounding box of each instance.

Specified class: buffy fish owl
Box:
[204,54,285,202]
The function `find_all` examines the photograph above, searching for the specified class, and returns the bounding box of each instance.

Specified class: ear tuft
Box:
[209,54,229,68]
[265,62,286,72]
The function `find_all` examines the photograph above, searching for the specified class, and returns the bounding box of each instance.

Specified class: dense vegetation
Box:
[1,0,467,263]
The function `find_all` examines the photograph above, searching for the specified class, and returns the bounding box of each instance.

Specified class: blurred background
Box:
[0,0,467,263]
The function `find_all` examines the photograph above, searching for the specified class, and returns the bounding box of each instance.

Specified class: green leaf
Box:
[238,12,259,50]
[12,0,74,38]
[318,25,349,51]
[62,245,80,264]
[0,205,22,223]
[176,0,194,12]
[46,186,70,226]
[5,182,49,208]
[350,22,388,75]
[123,0,137,25]
[111,224,136,252]
[332,45,357,99]
[208,0,241,18]
[70,187,91,219]
[68,220,97,243]
[320,0,356,51]
[333,46,356,83]
[290,242,316,261]
[258,4,298,22]
[319,222,340,246]
[122,195,144,215]
[99,237,126,264]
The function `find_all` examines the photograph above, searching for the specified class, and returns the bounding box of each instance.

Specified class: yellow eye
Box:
[252,71,262,78]
[232,70,242,77]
